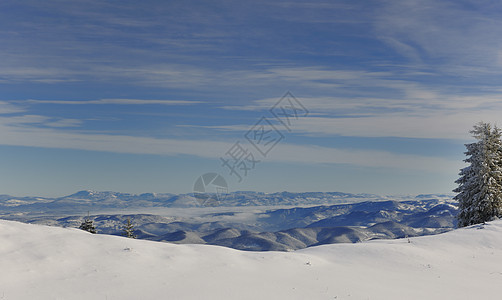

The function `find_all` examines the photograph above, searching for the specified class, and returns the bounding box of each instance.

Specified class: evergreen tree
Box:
[454,122,502,227]
[122,217,137,239]
[79,213,97,234]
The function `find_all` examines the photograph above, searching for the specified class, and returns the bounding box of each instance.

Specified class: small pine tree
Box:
[454,122,502,227]
[122,217,137,239]
[79,212,97,234]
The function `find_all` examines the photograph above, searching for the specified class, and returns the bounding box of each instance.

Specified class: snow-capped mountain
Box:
[0,190,454,212]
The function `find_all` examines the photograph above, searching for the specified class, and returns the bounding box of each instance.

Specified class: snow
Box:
[1,220,501,300]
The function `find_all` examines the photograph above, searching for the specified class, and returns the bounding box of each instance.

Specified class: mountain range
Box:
[0,190,458,251]
[0,190,454,212]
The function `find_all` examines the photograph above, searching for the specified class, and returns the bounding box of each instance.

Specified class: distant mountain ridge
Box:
[0,190,454,213]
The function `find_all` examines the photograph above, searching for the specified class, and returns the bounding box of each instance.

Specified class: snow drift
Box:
[0,219,501,300]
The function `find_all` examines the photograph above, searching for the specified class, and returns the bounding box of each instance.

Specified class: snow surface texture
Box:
[1,220,501,300]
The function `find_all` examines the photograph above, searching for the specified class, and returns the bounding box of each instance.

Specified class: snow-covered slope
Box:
[1,219,501,300]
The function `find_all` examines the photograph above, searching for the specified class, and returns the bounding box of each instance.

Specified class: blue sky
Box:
[1,0,502,197]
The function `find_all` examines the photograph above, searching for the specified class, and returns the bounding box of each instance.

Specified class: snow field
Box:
[0,220,501,300]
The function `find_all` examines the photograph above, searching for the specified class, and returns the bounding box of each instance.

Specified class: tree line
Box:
[455,122,502,227]
[79,214,136,238]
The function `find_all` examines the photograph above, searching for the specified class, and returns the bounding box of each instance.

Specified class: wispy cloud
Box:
[374,0,502,74]
[0,115,84,128]
[226,91,502,114]
[219,84,502,140]
[2,0,492,195]
[0,101,27,114]
[25,99,202,105]
[288,113,491,140]
[44,119,83,128]
[0,67,81,83]
[268,142,462,173]
[0,121,459,174]
[0,99,462,172]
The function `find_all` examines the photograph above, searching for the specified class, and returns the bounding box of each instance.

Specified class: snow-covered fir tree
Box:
[123,218,137,239]
[454,122,502,227]
[79,214,97,234]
